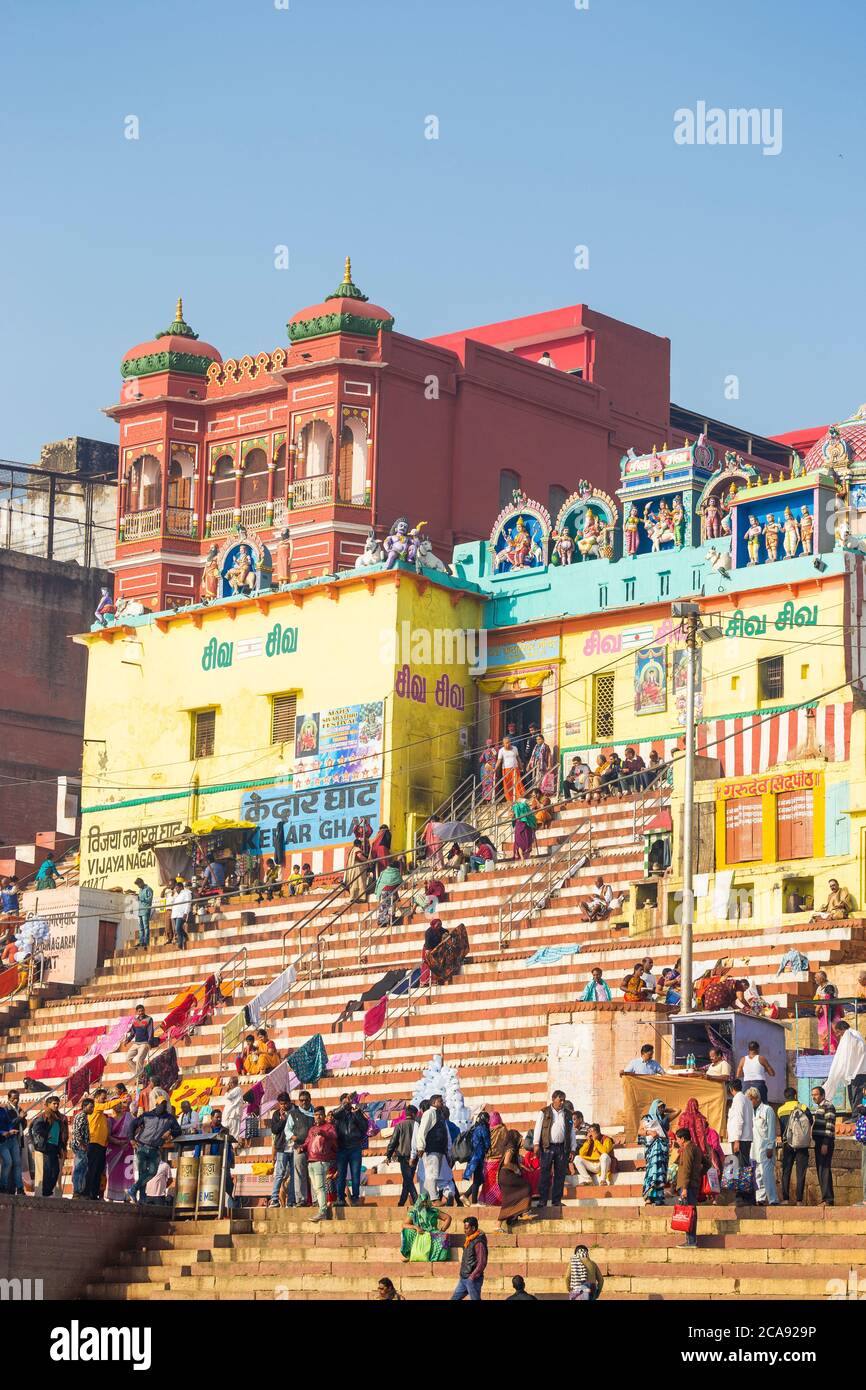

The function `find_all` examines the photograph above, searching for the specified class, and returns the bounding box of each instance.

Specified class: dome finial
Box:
[326,257,369,304]
[176,295,184,322]
[344,256,352,283]
[155,295,199,341]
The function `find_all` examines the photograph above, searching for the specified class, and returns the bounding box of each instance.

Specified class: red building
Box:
[107,263,675,608]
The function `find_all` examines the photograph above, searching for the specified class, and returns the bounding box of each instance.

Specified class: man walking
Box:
[778,1087,811,1205]
[125,1004,155,1081]
[268,1092,295,1208]
[333,1093,369,1206]
[303,1106,338,1222]
[130,1092,181,1204]
[450,1216,488,1301]
[133,878,154,949]
[386,1103,418,1207]
[532,1089,575,1208]
[416,1093,450,1200]
[811,1085,836,1204]
[675,1127,702,1248]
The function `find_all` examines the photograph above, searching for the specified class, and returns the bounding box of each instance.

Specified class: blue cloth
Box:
[391,968,422,997]
[1,889,19,913]
[287,1034,328,1086]
[524,943,582,968]
[463,1123,490,1183]
[579,980,612,1002]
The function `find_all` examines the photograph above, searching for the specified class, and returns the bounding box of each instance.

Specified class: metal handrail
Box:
[497,814,594,949]
[279,882,347,971]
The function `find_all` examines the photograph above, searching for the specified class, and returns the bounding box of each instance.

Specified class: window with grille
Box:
[725,797,763,863]
[271,693,297,746]
[776,790,814,860]
[593,673,615,741]
[759,655,784,701]
[192,709,215,760]
[659,571,671,598]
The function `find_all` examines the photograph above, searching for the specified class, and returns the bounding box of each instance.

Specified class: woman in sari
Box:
[105,1105,136,1202]
[511,800,537,862]
[370,824,392,878]
[422,921,470,986]
[638,1099,670,1205]
[399,1191,452,1261]
[344,838,369,904]
[622,965,649,1002]
[481,1111,510,1204]
[478,739,498,803]
[243,1029,280,1075]
[814,971,843,1054]
[679,1096,723,1182]
[497,1129,533,1233]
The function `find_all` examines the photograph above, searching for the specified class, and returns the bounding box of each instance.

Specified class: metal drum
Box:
[175,1148,200,1210]
[198,1151,222,1210]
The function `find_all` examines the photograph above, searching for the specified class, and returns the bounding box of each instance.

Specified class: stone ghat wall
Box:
[0,1196,169,1300]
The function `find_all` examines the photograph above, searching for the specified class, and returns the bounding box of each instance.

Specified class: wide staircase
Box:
[4,787,866,1299]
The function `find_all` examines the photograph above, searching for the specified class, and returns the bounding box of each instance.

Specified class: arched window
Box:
[168,449,194,510]
[297,420,333,479]
[548,484,568,520]
[338,417,368,503]
[211,455,236,511]
[240,447,268,506]
[128,453,161,512]
[499,468,521,509]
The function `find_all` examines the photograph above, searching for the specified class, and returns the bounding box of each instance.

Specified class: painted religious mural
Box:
[551,482,619,563]
[490,492,550,572]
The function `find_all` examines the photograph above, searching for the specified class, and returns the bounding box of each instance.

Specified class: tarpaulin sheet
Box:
[621,1072,728,1141]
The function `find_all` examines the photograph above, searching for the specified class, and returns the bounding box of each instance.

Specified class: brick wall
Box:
[0,550,111,845]
[0,1196,168,1300]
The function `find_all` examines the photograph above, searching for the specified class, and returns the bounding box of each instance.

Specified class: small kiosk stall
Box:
[669,1010,787,1103]
[147,815,262,897]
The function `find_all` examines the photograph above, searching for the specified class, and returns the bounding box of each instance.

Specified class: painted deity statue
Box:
[551,528,575,565]
[226,544,254,594]
[272,527,292,586]
[799,505,814,554]
[355,527,387,569]
[94,587,115,626]
[201,545,221,603]
[745,515,762,566]
[646,501,675,552]
[384,517,411,569]
[704,494,722,540]
[576,510,603,559]
[782,507,800,559]
[671,495,685,549]
[625,503,640,556]
[763,514,781,561]
[499,516,534,569]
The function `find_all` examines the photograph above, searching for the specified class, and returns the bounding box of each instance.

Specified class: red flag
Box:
[363,996,387,1038]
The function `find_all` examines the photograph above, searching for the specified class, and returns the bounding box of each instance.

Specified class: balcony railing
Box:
[290,474,333,509]
[121,508,161,541]
[209,498,289,536]
[166,506,195,537]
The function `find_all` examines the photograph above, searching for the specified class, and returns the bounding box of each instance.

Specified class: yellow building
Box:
[76,567,483,890]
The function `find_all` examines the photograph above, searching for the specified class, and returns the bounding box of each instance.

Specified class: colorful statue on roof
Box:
[624,503,640,556]
[551,528,575,566]
[799,505,814,554]
[763,514,781,562]
[745,515,762,566]
[272,527,292,587]
[355,527,387,569]
[782,507,800,559]
[384,517,412,569]
[201,545,221,603]
[94,587,115,627]
[703,494,722,540]
[226,544,254,594]
[671,495,685,549]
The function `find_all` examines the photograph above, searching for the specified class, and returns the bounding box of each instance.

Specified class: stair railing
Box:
[497,813,594,950]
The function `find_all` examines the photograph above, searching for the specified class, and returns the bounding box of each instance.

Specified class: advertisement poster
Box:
[293,700,385,791]
[634,646,667,715]
[672,648,703,725]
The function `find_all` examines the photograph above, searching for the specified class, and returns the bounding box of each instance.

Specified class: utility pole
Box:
[673,602,700,1013]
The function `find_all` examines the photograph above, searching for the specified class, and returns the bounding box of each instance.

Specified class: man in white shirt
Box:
[415,1095,450,1200]
[532,1091,578,1207]
[171,879,192,950]
[727,1078,754,1182]
[826,1020,866,1110]
[562,757,590,802]
[496,737,524,804]
[706,1047,731,1079]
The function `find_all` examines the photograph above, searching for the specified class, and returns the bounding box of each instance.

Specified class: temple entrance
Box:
[497,694,542,743]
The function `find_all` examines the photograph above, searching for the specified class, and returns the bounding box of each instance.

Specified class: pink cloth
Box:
[259,1061,301,1117]
[82,1014,135,1064]
[363,997,387,1038]
[328,1051,362,1071]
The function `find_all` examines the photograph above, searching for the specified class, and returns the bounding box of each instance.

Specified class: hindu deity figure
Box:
[763,514,781,561]
[704,494,722,540]
[200,545,221,603]
[226,544,254,594]
[671,495,685,549]
[648,501,675,552]
[782,507,800,559]
[355,527,387,569]
[272,527,292,586]
[576,510,603,560]
[384,517,411,569]
[799,504,814,554]
[745,515,762,566]
[498,516,535,569]
[94,587,115,626]
[624,503,640,556]
[551,527,575,565]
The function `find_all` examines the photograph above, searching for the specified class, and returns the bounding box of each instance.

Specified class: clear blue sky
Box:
[1,0,862,461]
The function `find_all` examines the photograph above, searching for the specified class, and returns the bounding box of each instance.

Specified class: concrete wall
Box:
[0,550,111,846]
[0,1195,167,1300]
[548,1003,671,1128]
